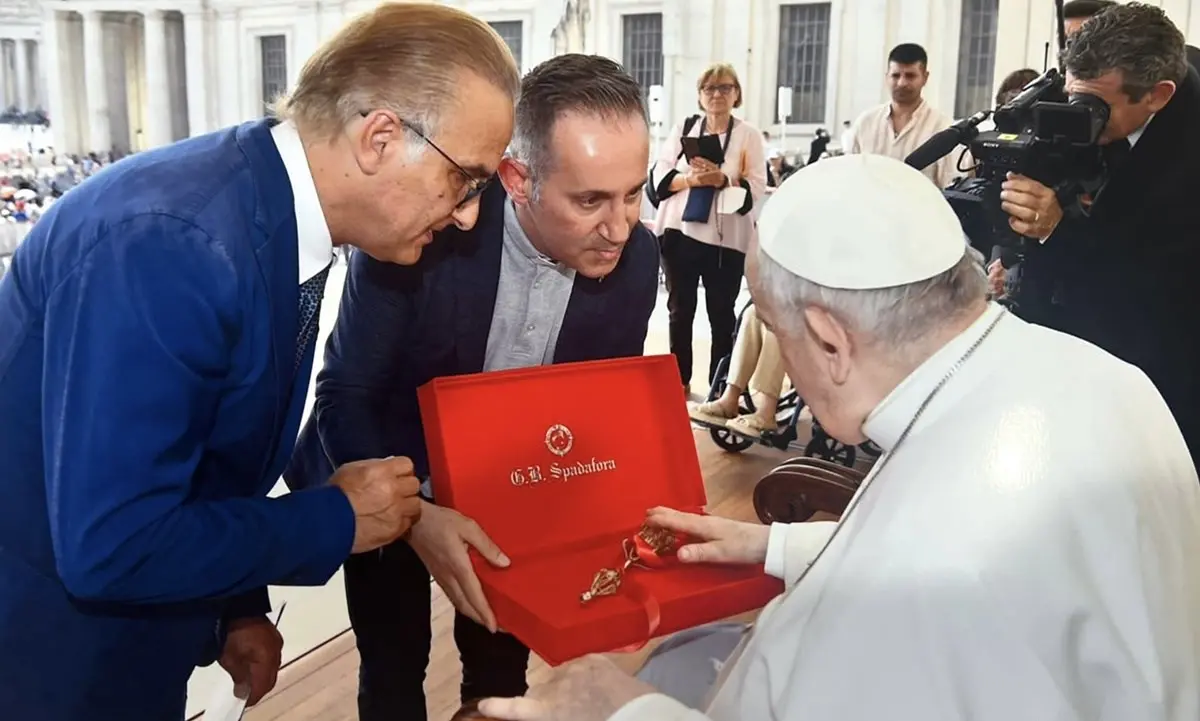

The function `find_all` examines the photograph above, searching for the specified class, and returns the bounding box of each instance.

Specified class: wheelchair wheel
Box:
[804,434,857,468]
[710,426,755,453]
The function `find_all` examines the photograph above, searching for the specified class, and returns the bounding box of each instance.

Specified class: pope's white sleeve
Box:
[764,521,837,587]
[608,693,711,721]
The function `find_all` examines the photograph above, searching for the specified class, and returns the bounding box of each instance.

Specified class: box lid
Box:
[418,355,704,560]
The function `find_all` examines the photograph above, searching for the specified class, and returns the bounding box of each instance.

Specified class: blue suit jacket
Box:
[286,184,659,488]
[0,120,355,719]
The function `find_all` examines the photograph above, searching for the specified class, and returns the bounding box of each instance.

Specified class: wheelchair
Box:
[690,300,882,469]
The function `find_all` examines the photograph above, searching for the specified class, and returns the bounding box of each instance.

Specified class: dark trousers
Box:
[344,540,530,721]
[659,229,746,387]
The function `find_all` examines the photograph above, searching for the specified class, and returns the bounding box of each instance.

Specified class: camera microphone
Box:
[904,109,991,172]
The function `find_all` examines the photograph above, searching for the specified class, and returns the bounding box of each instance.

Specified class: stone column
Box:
[0,41,10,109]
[142,9,172,147]
[42,11,67,150]
[14,39,31,111]
[216,10,241,126]
[182,9,209,135]
[293,3,321,86]
[81,10,112,152]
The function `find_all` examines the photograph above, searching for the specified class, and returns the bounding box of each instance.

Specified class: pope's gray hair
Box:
[754,244,989,351]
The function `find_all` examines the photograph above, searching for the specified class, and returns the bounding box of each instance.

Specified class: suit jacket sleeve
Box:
[309,250,428,473]
[41,215,355,604]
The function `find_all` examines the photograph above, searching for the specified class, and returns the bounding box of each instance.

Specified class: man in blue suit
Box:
[286,55,659,720]
[0,5,522,719]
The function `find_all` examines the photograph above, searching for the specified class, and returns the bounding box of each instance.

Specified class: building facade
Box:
[0,0,46,114]
[25,0,1200,155]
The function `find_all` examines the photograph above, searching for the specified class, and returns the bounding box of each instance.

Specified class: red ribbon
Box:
[609,525,693,651]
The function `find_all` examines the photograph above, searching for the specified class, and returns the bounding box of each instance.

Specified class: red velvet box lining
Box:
[419,356,783,664]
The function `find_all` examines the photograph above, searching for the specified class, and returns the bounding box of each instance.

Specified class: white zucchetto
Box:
[757,154,967,290]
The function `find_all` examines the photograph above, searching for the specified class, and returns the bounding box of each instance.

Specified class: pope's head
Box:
[749,155,989,445]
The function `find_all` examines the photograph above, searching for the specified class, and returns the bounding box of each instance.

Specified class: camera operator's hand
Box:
[987,259,1006,297]
[1001,173,1063,239]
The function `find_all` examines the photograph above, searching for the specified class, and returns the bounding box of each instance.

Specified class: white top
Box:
[757,155,966,290]
[650,116,767,254]
[270,120,334,283]
[612,303,1200,721]
[848,99,968,189]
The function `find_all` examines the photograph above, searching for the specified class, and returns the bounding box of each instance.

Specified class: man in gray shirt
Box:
[289,54,661,720]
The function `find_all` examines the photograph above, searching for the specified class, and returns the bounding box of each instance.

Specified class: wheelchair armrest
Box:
[753,462,861,524]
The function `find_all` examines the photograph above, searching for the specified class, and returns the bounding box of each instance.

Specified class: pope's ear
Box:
[498,157,533,205]
[803,306,853,385]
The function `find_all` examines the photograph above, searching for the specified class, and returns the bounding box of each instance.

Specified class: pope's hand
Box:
[646,506,770,565]
[409,501,509,632]
[476,655,655,721]
[219,616,283,706]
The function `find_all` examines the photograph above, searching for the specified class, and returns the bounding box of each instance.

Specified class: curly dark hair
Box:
[1063,2,1188,100]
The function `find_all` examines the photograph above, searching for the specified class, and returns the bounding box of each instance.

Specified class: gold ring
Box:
[1034,211,1041,222]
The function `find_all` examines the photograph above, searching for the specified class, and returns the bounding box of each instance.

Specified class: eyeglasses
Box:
[359,110,491,207]
[702,84,737,96]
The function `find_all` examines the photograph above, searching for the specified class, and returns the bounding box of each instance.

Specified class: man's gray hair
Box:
[754,244,989,353]
[1064,2,1188,99]
[509,54,648,191]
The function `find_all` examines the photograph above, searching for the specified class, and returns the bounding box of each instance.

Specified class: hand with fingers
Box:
[408,502,509,631]
[1000,172,1063,239]
[644,506,771,566]
[476,655,655,721]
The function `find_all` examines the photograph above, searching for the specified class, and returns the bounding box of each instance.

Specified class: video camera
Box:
[904,0,1114,256]
[905,67,1109,254]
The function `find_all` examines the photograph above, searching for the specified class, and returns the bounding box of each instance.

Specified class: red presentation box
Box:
[418,355,783,665]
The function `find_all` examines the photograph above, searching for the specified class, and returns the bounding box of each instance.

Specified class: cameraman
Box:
[1001,3,1200,465]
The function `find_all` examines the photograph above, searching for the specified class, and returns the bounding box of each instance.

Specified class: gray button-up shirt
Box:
[482,201,576,372]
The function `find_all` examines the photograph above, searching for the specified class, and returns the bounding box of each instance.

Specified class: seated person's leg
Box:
[689,306,764,423]
[635,622,750,709]
[726,321,788,435]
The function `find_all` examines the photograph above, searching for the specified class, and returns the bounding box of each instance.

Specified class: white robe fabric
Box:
[611,303,1200,721]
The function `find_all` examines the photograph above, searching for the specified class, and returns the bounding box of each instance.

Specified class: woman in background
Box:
[649,63,767,392]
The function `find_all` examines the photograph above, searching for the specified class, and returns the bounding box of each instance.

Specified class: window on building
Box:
[489,21,523,68]
[954,0,1000,118]
[776,3,832,124]
[259,35,288,115]
[622,13,663,98]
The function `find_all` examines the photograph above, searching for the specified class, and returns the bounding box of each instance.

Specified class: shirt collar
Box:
[1127,112,1154,148]
[503,199,558,267]
[270,120,333,283]
[861,302,1005,451]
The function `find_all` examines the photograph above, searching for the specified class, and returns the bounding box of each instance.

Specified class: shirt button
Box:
[527,324,535,332]
[533,281,541,289]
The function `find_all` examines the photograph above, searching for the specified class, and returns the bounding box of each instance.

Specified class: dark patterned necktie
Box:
[295,264,331,372]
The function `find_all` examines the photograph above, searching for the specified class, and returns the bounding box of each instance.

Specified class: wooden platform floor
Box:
[222,432,796,721]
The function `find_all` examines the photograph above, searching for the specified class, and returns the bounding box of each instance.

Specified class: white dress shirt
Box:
[270,120,334,283]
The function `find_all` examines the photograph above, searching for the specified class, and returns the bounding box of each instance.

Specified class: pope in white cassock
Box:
[478,154,1200,721]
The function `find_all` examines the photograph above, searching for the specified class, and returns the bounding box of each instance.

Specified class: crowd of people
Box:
[1,2,1199,721]
[0,147,115,276]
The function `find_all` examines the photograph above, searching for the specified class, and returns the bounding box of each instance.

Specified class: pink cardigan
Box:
[649,116,767,255]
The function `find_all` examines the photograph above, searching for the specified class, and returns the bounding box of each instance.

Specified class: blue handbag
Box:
[681,118,735,223]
